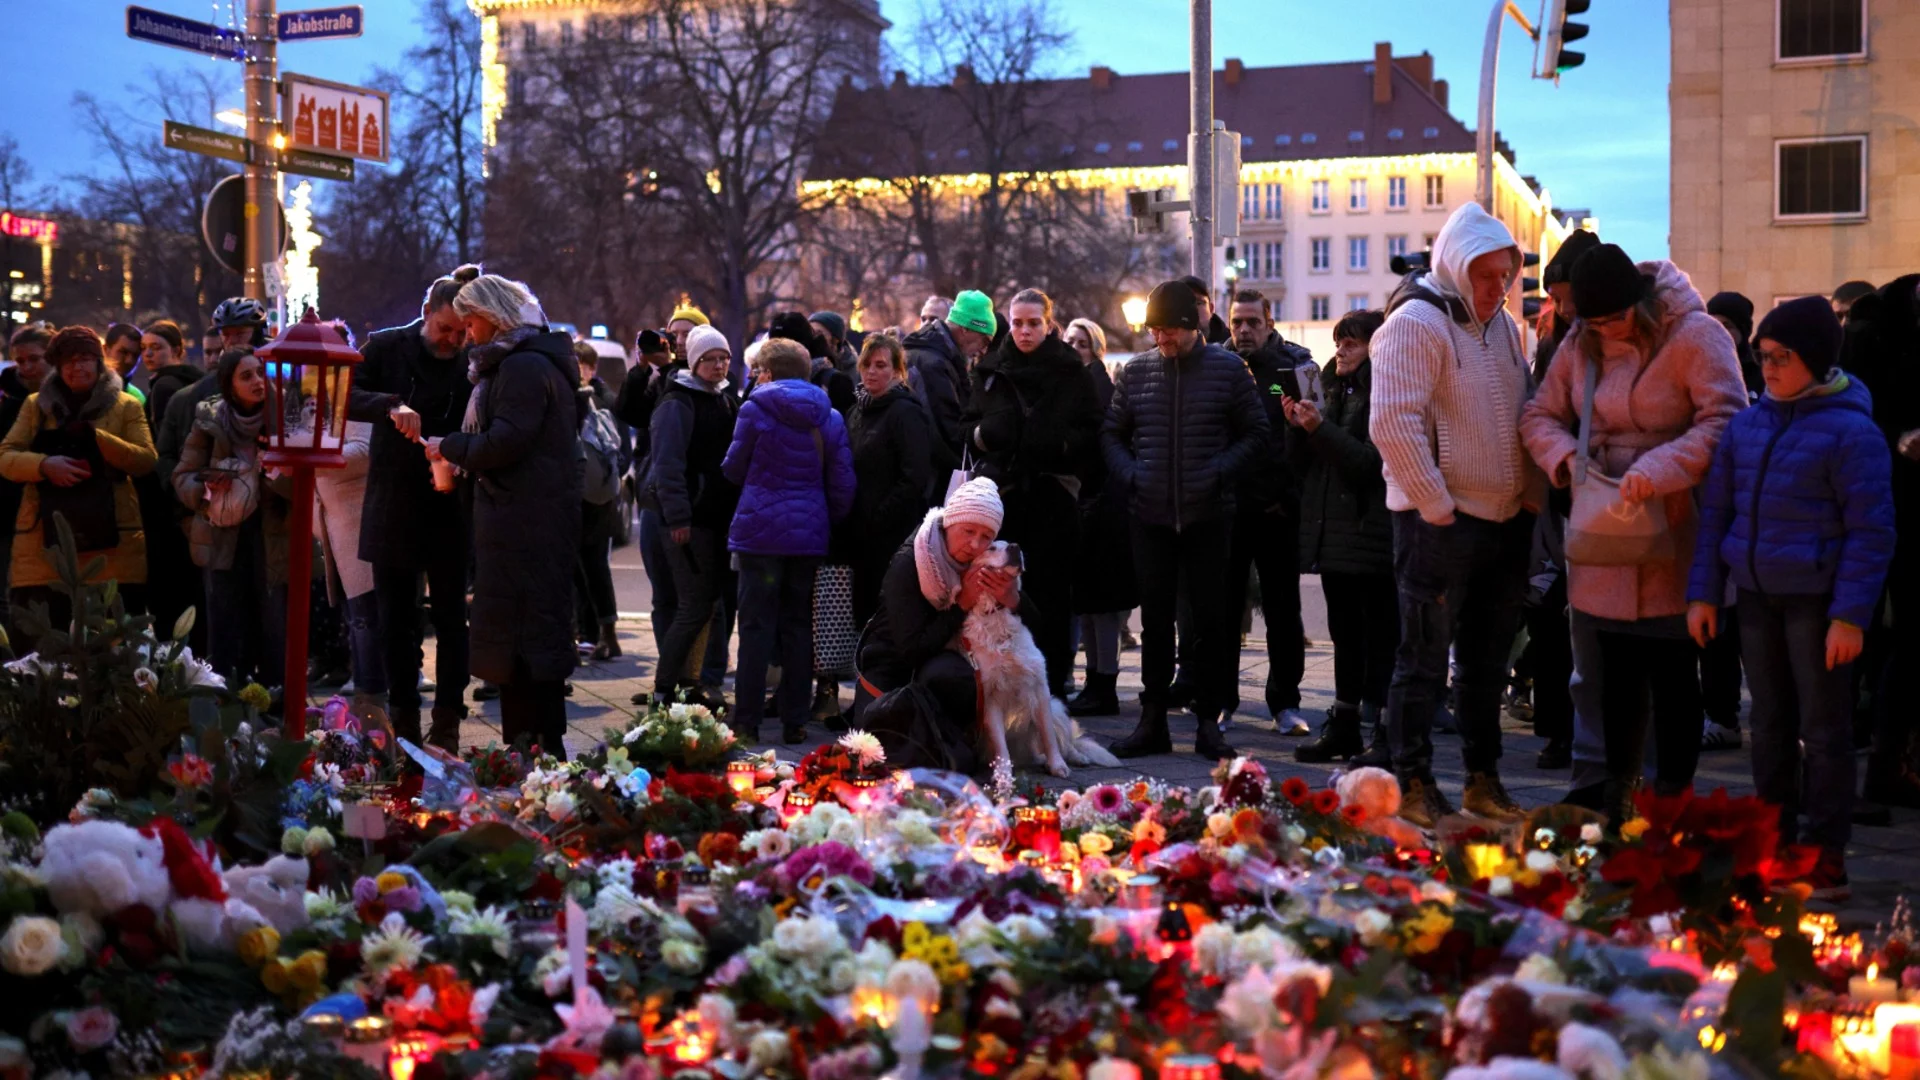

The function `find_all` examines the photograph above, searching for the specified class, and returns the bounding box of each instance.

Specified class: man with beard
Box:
[346,269,478,750]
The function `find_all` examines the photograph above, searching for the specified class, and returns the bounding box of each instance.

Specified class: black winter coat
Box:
[1236,332,1317,514]
[438,329,582,684]
[616,360,685,479]
[645,371,739,531]
[155,372,220,509]
[0,367,33,532]
[1290,360,1393,577]
[1101,340,1269,529]
[967,334,1102,489]
[846,384,933,568]
[146,363,206,435]
[857,537,1044,691]
[1840,273,1920,556]
[345,321,475,569]
[1072,358,1137,613]
[903,322,971,472]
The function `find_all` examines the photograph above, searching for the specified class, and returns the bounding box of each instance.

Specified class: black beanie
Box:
[1145,280,1201,330]
[1570,243,1652,320]
[1542,229,1601,288]
[1705,292,1755,342]
[1756,295,1843,379]
[769,311,828,359]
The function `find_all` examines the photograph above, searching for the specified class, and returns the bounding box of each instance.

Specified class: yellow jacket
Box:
[0,389,157,587]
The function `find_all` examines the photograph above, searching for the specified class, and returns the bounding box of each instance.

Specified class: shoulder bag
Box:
[1562,360,1674,567]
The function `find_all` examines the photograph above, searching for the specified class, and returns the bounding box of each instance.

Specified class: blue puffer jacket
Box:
[1687,371,1896,628]
[723,379,856,556]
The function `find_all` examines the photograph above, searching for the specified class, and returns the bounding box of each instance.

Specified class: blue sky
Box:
[2,0,1670,257]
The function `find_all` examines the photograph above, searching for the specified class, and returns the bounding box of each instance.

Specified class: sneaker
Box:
[1217,714,1235,733]
[1273,708,1315,736]
[1807,854,1852,902]
[1700,721,1741,751]
[419,673,436,693]
[472,682,501,701]
[1400,776,1455,829]
[1462,771,1525,822]
[1503,684,1534,723]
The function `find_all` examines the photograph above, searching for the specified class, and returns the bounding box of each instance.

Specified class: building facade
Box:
[1671,0,1918,303]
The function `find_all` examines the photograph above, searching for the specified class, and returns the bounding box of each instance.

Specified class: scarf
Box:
[38,368,124,428]
[911,506,967,610]
[215,399,267,459]
[462,324,543,433]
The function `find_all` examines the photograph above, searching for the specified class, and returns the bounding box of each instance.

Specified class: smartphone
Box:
[1275,369,1304,401]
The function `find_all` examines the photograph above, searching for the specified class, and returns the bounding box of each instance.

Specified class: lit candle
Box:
[343,1016,393,1070]
[1894,1023,1920,1080]
[1852,963,1902,1004]
[1159,1054,1222,1080]
[727,761,757,798]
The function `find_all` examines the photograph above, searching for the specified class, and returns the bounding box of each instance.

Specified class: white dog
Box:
[962,542,1120,777]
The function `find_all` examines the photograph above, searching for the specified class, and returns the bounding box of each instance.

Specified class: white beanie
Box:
[685,325,730,363]
[942,476,1003,533]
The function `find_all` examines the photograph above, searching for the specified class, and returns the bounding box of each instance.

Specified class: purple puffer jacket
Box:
[723,379,856,556]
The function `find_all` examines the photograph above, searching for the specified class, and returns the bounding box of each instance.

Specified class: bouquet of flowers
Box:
[606,700,737,773]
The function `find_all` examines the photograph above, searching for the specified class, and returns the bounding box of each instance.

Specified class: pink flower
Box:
[777,841,875,890]
[65,1006,118,1051]
[1088,785,1126,816]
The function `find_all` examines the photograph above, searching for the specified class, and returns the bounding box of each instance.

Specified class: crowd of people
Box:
[5,201,1915,898]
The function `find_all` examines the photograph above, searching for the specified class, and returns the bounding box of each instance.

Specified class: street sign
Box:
[164,120,250,164]
[201,175,288,277]
[279,147,354,181]
[278,6,363,41]
[282,72,390,164]
[125,5,245,60]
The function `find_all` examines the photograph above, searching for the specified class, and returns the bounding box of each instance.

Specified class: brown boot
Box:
[1399,775,1454,829]
[1463,771,1525,823]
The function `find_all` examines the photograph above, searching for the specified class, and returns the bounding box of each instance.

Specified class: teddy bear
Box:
[40,820,173,919]
[1335,767,1426,850]
[221,856,312,937]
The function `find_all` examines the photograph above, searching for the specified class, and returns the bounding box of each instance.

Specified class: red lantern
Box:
[253,312,363,738]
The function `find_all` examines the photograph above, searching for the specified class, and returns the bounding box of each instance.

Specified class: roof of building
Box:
[808,50,1474,183]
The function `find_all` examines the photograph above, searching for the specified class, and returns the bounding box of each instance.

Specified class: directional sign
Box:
[278,6,363,41]
[282,72,390,164]
[125,5,245,60]
[164,120,250,164]
[279,147,354,182]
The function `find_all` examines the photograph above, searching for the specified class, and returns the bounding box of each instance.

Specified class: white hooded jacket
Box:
[1369,202,1543,523]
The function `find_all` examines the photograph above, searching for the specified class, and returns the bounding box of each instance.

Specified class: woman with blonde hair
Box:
[425,267,582,757]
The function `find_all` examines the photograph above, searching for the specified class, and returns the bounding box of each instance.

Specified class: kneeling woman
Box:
[855,477,1034,765]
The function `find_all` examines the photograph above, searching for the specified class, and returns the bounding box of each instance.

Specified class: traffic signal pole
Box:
[1188,0,1213,285]
[1475,1,1541,212]
[243,0,279,301]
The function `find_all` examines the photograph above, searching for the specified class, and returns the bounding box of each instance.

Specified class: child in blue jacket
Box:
[1687,295,1896,901]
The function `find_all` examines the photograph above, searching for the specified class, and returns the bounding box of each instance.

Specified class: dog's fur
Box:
[962,543,1119,775]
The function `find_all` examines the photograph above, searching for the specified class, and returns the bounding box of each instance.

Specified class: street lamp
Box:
[1122,295,1148,331]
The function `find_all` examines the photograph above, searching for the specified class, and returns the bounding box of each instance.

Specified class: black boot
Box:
[1295,706,1363,763]
[590,620,622,661]
[1111,701,1172,758]
[1067,672,1120,717]
[426,704,464,754]
[1353,702,1392,767]
[1194,709,1235,762]
[1864,756,1920,809]
[391,704,424,745]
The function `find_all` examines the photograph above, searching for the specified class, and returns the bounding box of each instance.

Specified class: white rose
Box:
[827,958,857,993]
[1580,823,1603,844]
[1192,922,1235,976]
[1353,908,1393,945]
[661,939,705,973]
[0,916,67,976]
[1524,850,1559,875]
[546,791,578,822]
[1207,813,1233,839]
[826,819,863,846]
[1488,876,1514,898]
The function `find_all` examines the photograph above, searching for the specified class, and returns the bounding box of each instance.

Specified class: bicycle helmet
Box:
[210,296,268,330]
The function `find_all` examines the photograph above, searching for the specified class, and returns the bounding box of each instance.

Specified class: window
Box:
[1423,233,1437,251]
[507,70,527,107]
[521,22,538,50]
[1424,174,1445,207]
[1348,236,1369,272]
[1262,241,1282,280]
[1778,0,1866,61]
[1094,142,1110,155]
[1091,190,1106,218]
[646,13,658,40]
[1127,140,1143,153]
[1275,134,1292,146]
[1242,185,1259,221]
[1300,133,1317,145]
[1309,295,1332,321]
[1163,139,1179,152]
[1264,183,1281,219]
[1387,235,1409,260]
[1348,179,1368,211]
[1348,294,1370,312]
[709,8,721,32]
[1310,180,1330,213]
[1388,176,1408,209]
[557,18,573,46]
[1776,136,1866,219]
[1423,126,1440,138]
[1310,238,1331,272]
[1387,128,1404,141]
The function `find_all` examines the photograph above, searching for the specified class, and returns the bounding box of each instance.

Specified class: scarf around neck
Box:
[912,506,967,610]
[462,324,543,433]
[216,399,267,455]
[38,368,124,428]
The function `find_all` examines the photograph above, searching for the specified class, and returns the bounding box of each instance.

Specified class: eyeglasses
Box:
[1757,348,1799,368]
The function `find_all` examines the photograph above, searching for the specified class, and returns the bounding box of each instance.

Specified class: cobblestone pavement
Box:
[391,596,1905,930]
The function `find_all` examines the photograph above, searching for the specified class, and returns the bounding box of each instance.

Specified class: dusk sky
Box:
[3,0,1670,257]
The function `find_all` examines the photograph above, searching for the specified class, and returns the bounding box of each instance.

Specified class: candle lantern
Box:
[253,312,362,739]
[1891,1022,1920,1080]
[1159,1054,1221,1080]
[726,761,757,799]
[343,1016,394,1071]
[1010,805,1062,860]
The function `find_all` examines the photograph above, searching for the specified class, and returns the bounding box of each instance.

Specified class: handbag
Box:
[812,563,858,678]
[29,427,119,552]
[1562,360,1674,567]
[204,456,261,529]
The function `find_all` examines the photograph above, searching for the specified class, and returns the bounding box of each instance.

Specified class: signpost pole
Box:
[1187,0,1212,285]
[243,0,279,301]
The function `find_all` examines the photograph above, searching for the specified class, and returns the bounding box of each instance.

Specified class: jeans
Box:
[373,549,469,721]
[638,508,678,647]
[1568,610,1611,790]
[1594,626,1701,796]
[344,591,387,696]
[1321,571,1399,709]
[734,554,818,731]
[1223,506,1305,716]
[1385,510,1532,779]
[701,589,735,688]
[655,526,722,700]
[1079,612,1122,677]
[499,656,567,759]
[1522,576,1574,741]
[1132,517,1234,715]
[1740,588,1854,857]
[206,516,287,689]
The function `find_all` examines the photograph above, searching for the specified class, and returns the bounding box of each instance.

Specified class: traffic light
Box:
[1538,0,1590,79]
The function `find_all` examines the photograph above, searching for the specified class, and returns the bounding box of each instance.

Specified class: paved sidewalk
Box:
[395,609,1907,929]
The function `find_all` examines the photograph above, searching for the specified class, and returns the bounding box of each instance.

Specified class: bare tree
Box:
[373,0,485,264]
[0,134,46,329]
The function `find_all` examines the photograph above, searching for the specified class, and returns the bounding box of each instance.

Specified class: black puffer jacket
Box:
[345,321,475,569]
[154,372,220,510]
[1290,360,1392,576]
[846,384,933,563]
[903,322,971,471]
[646,370,739,531]
[1236,332,1316,513]
[858,537,1044,691]
[146,363,206,434]
[967,334,1102,488]
[1840,273,1920,555]
[438,328,582,684]
[1101,339,1269,529]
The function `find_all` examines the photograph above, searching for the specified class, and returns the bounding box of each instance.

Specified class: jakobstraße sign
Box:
[281,72,390,164]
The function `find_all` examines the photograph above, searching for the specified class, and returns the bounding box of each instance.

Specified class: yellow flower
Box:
[289,950,329,991]
[1079,832,1113,857]
[260,958,293,995]
[375,871,410,894]
[1131,819,1166,846]
[1401,905,1454,955]
[1621,818,1650,840]
[902,923,932,952]
[236,926,281,968]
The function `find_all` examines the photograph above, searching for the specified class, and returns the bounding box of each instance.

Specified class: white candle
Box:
[1852,964,1901,1004]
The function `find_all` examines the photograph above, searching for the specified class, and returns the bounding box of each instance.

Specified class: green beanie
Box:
[948,290,995,336]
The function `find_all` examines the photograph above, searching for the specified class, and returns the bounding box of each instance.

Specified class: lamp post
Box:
[253,311,361,739]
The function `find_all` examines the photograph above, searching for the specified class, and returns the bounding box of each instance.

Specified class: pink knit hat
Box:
[942,477,1003,533]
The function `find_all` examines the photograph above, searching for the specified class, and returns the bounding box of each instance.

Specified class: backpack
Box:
[577,403,623,505]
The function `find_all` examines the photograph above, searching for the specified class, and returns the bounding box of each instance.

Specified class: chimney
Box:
[1224,58,1243,86]
[892,69,907,88]
[1373,42,1392,105]
[1090,65,1114,91]
[1433,78,1449,109]
[1394,51,1435,93]
[953,63,974,88]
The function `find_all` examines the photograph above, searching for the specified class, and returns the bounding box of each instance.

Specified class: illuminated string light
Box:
[284,180,322,318]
